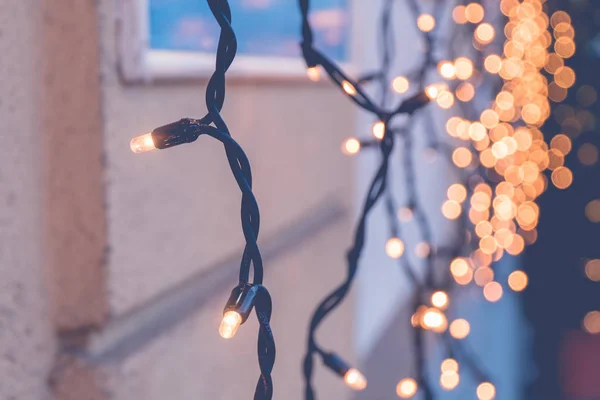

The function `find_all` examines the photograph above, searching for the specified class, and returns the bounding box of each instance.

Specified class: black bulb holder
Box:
[151,118,201,150]
[223,283,259,323]
[322,353,351,377]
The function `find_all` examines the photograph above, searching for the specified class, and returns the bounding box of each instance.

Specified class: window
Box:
[118,0,350,82]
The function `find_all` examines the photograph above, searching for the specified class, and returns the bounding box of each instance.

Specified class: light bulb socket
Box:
[301,41,318,69]
[395,91,431,115]
[151,118,201,150]
[223,284,259,323]
[322,353,351,377]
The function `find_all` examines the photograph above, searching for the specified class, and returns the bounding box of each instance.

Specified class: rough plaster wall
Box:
[40,0,109,333]
[0,2,55,399]
[96,0,358,399]
[38,0,111,398]
[1,0,110,398]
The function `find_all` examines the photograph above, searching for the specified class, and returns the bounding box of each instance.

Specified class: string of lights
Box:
[358,0,495,397]
[299,0,431,396]
[299,0,577,398]
[123,0,576,398]
[129,1,275,398]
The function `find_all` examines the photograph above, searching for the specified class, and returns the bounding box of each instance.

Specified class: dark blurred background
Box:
[524,1,600,399]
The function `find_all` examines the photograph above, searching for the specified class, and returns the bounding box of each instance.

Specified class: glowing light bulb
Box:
[483,281,503,302]
[392,76,410,93]
[436,91,455,109]
[440,371,460,390]
[431,291,449,309]
[396,378,418,398]
[465,3,484,23]
[475,23,495,44]
[219,310,242,339]
[449,318,470,339]
[426,83,448,99]
[585,259,600,282]
[477,382,496,400]
[583,311,600,334]
[342,80,357,96]
[439,61,456,79]
[450,258,470,277]
[342,138,361,155]
[422,308,448,332]
[417,14,436,32]
[130,133,156,153]
[441,358,459,373]
[454,57,474,80]
[447,183,467,203]
[484,54,502,74]
[306,66,321,82]
[442,200,462,220]
[386,237,405,258]
[344,368,367,391]
[372,121,386,140]
[508,270,528,292]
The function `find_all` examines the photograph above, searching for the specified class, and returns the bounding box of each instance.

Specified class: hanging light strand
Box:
[298,0,498,397]
[299,0,431,396]
[130,1,275,398]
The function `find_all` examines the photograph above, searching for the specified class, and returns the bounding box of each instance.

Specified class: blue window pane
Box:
[149,0,349,62]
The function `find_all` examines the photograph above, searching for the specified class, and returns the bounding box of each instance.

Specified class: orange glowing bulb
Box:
[417,14,436,32]
[508,270,528,292]
[439,61,456,79]
[477,382,496,400]
[372,121,386,140]
[344,368,367,391]
[342,138,361,155]
[130,133,156,153]
[392,76,410,93]
[306,66,321,82]
[397,378,418,398]
[386,238,405,259]
[483,282,503,302]
[440,371,460,390]
[585,259,600,282]
[441,358,459,373]
[431,291,449,309]
[342,80,357,96]
[422,308,448,332]
[219,311,243,339]
[583,311,600,334]
[449,319,470,339]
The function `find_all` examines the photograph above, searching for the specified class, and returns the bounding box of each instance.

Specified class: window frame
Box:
[117,0,351,83]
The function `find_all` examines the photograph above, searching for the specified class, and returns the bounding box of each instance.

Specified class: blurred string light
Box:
[129,1,275,398]
[299,0,579,398]
[299,0,434,396]
[298,0,506,397]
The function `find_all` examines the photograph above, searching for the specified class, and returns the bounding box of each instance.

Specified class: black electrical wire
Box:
[298,1,429,399]
[298,0,494,398]
[203,2,275,398]
[136,0,276,398]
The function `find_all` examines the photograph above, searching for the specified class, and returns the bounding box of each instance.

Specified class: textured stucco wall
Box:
[1,0,108,399]
[0,2,54,399]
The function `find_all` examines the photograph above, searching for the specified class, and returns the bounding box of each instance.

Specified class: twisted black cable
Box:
[131,2,277,390]
[299,2,430,398]
[297,0,499,398]
[159,118,275,399]
[158,1,275,397]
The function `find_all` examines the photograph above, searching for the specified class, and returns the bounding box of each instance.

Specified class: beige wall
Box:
[0,0,357,399]
[0,2,55,399]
